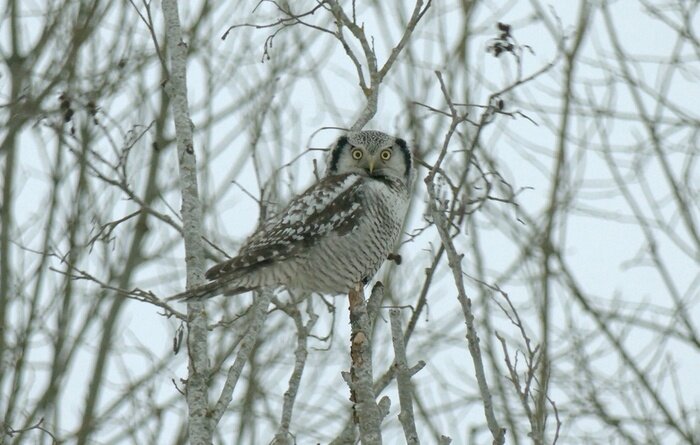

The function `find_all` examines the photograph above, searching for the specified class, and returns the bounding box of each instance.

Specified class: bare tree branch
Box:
[389,309,420,445]
[161,1,210,443]
[346,283,385,444]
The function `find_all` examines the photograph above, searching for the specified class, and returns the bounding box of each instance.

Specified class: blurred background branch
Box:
[0,1,698,444]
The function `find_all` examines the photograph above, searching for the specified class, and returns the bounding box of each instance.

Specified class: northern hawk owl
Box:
[171,130,413,300]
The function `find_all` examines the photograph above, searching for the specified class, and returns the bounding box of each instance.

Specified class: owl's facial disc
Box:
[327,132,413,185]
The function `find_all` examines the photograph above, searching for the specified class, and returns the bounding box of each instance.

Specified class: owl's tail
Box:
[166,280,252,302]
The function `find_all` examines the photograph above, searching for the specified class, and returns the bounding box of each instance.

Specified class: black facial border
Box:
[329,136,349,175]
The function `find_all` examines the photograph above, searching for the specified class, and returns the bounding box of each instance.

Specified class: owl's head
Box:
[327,130,414,185]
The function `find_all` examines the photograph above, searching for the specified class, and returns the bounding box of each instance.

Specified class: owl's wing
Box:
[206,173,364,280]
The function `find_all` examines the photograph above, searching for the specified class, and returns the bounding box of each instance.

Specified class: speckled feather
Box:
[205,173,364,280]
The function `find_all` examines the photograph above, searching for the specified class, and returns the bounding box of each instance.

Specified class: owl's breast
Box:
[290,177,409,294]
[351,177,410,254]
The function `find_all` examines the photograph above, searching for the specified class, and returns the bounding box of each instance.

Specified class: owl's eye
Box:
[351,148,363,160]
[380,149,392,161]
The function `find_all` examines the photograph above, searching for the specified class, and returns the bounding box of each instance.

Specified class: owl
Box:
[170,130,414,301]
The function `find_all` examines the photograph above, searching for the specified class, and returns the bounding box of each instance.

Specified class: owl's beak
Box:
[367,159,375,174]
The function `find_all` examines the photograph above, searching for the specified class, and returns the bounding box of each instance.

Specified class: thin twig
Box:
[272,298,318,443]
[389,309,420,445]
[424,71,505,445]
[211,290,273,425]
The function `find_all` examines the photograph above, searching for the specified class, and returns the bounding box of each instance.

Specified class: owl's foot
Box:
[387,252,402,265]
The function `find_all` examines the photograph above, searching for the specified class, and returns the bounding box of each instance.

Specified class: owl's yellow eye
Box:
[380,149,392,161]
[351,148,363,160]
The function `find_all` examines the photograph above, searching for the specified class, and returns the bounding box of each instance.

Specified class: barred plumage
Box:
[170,130,414,301]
